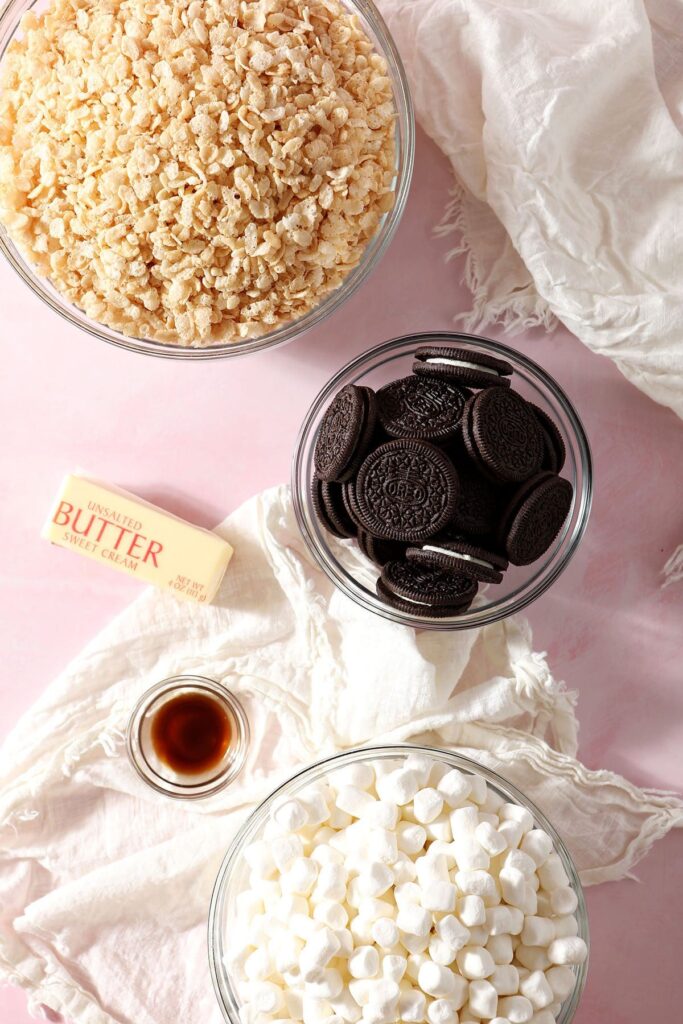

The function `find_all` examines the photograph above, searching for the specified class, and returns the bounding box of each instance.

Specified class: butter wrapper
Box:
[42,474,233,604]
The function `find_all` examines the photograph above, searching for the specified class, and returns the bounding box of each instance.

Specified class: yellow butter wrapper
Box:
[42,474,233,604]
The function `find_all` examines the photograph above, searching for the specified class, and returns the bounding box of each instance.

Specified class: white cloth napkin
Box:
[377,0,683,419]
[1,487,681,1024]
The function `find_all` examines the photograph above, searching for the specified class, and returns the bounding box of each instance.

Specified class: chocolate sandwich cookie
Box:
[357,531,407,567]
[341,479,365,531]
[413,346,513,389]
[449,457,503,538]
[528,402,566,473]
[407,539,508,585]
[377,375,467,442]
[377,559,477,616]
[498,471,574,565]
[311,479,357,539]
[355,439,460,542]
[461,388,544,484]
[314,384,378,482]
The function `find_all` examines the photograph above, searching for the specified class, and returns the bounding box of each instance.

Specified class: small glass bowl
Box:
[0,0,414,359]
[292,332,592,630]
[209,744,589,1024]
[126,675,249,798]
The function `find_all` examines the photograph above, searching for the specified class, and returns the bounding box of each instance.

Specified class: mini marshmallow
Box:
[243,839,277,878]
[365,979,400,1011]
[302,791,332,827]
[469,979,498,1019]
[437,915,471,952]
[427,999,459,1024]
[520,884,537,916]
[401,932,432,954]
[395,882,423,908]
[520,831,553,868]
[478,813,500,827]
[437,769,472,807]
[485,906,523,936]
[497,996,533,1023]
[552,915,579,938]
[545,966,576,1002]
[349,979,374,1007]
[397,904,432,937]
[271,833,306,872]
[398,989,427,1022]
[349,946,381,979]
[497,820,524,850]
[372,918,400,949]
[550,886,578,916]
[315,863,347,902]
[359,862,393,898]
[499,867,526,908]
[467,926,491,946]
[425,816,453,843]
[500,805,534,833]
[275,933,305,974]
[456,946,495,980]
[536,855,569,892]
[450,805,480,836]
[285,989,305,1020]
[314,899,349,930]
[454,870,499,906]
[406,953,429,982]
[534,892,552,918]
[413,788,444,824]
[274,893,309,921]
[429,936,458,966]
[475,822,508,857]
[283,857,319,896]
[416,853,449,886]
[491,965,520,996]
[547,937,588,966]
[248,875,281,901]
[383,955,408,983]
[376,769,421,806]
[487,934,513,964]
[236,890,265,921]
[363,801,400,831]
[528,1012,555,1024]
[404,753,434,786]
[457,895,486,927]
[367,828,399,865]
[248,981,285,1015]
[329,807,354,829]
[336,927,354,957]
[247,913,273,945]
[274,799,309,832]
[520,917,555,948]
[334,763,376,791]
[332,990,364,1023]
[418,961,457,998]
[519,971,553,1011]
[337,786,376,819]
[421,881,457,913]
[307,968,345,999]
[359,897,396,922]
[350,915,378,945]
[481,787,505,814]
[515,947,550,972]
[504,849,536,878]
[397,822,428,856]
[426,841,457,866]
[393,852,419,884]
[453,836,490,871]
[302,996,333,1024]
[300,927,342,981]
[244,947,273,980]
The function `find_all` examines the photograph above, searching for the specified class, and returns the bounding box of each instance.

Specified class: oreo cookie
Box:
[529,402,566,473]
[413,346,513,389]
[407,539,508,584]
[461,388,544,484]
[341,479,365,531]
[498,472,574,565]
[311,479,356,539]
[358,531,407,567]
[314,384,377,482]
[355,439,460,542]
[449,456,503,538]
[377,559,477,616]
[377,375,467,441]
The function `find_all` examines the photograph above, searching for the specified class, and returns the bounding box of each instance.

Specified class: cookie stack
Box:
[312,345,574,617]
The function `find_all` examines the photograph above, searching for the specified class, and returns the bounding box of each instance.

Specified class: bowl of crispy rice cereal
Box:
[0,0,413,357]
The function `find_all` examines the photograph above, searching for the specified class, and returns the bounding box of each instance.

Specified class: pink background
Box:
[1,128,682,1023]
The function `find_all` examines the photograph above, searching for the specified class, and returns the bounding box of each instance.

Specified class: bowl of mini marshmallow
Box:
[208,746,589,1024]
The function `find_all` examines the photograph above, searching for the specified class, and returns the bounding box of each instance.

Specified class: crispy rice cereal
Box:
[0,0,396,345]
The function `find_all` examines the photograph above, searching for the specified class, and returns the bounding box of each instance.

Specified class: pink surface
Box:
[1,127,682,1023]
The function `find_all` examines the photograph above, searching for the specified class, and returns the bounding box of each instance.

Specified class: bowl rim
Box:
[291,331,593,630]
[208,742,590,1024]
[0,0,415,359]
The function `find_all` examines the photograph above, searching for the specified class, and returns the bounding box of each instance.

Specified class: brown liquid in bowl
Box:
[150,692,232,775]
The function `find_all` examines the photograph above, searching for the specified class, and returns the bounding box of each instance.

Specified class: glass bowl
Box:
[209,744,589,1024]
[0,0,414,359]
[292,332,592,630]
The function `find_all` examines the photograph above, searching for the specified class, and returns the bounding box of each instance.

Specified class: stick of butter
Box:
[42,474,233,604]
